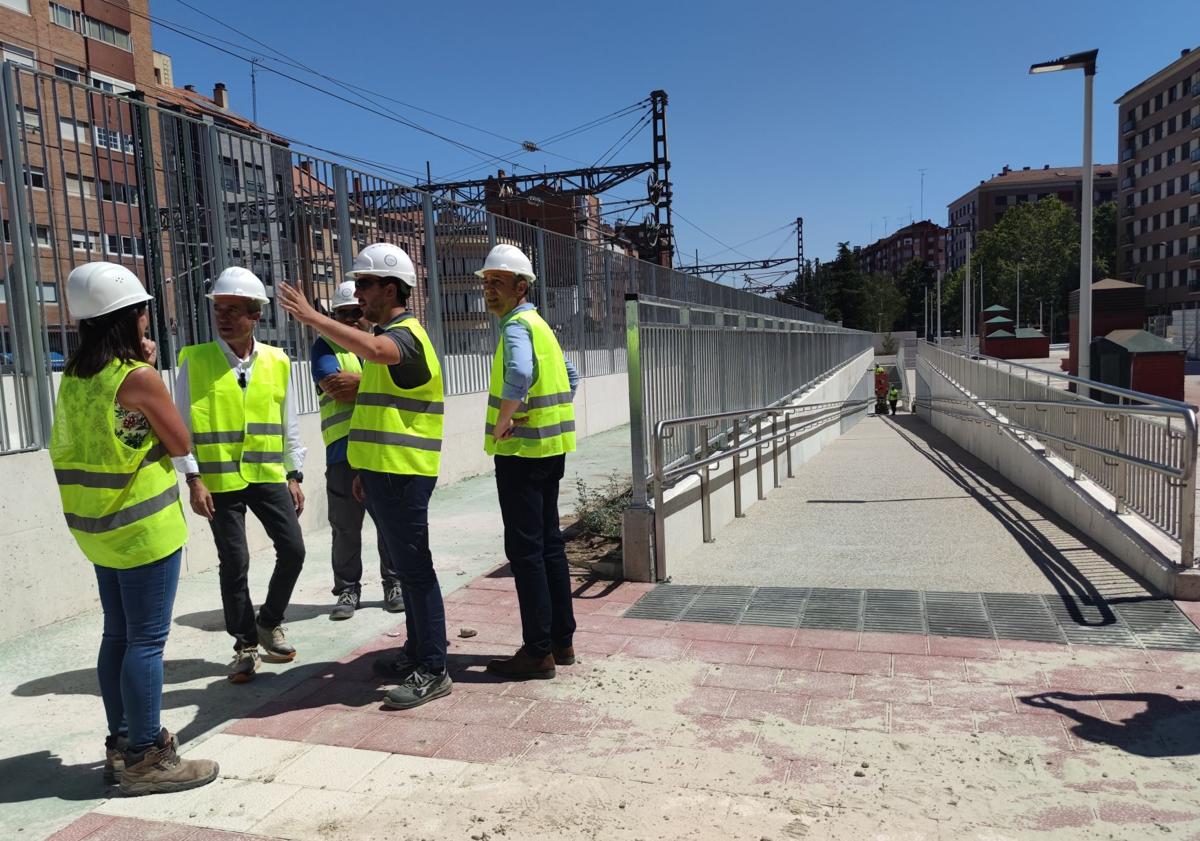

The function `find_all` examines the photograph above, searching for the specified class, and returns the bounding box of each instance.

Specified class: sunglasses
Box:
[334,307,364,319]
[353,277,383,291]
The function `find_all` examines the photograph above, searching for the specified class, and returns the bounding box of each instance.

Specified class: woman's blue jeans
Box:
[93,550,181,750]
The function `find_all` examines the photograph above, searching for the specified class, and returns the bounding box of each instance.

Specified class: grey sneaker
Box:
[228,647,260,684]
[382,666,452,710]
[256,623,296,662]
[330,591,359,621]
[384,583,405,613]
[372,647,418,682]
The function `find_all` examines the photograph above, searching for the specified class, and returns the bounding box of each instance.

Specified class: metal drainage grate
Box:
[623,584,1200,652]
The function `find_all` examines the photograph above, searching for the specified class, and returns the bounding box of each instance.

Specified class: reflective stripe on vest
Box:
[49,360,187,569]
[318,340,362,447]
[347,316,444,477]
[179,341,290,492]
[484,308,576,458]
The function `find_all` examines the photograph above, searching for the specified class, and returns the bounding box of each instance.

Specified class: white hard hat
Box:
[207,266,269,304]
[66,261,153,319]
[331,280,360,310]
[475,244,535,283]
[345,242,416,288]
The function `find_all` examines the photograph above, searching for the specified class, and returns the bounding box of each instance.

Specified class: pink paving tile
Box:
[448,622,525,647]
[726,689,809,726]
[857,631,929,655]
[354,716,463,756]
[607,617,671,637]
[996,638,1072,657]
[703,663,782,691]
[1015,805,1097,832]
[668,714,761,752]
[792,629,861,651]
[514,700,600,736]
[892,653,968,681]
[620,635,691,659]
[929,679,1015,712]
[518,733,621,770]
[852,675,931,705]
[573,612,619,632]
[295,709,390,747]
[927,635,1000,659]
[674,685,736,716]
[787,756,841,784]
[1095,801,1200,824]
[818,649,892,677]
[889,702,976,736]
[438,692,533,727]
[1065,644,1158,673]
[776,669,854,699]
[571,630,632,655]
[726,625,796,646]
[468,571,517,591]
[1096,696,1156,722]
[502,676,574,702]
[1044,667,1132,693]
[78,817,198,841]
[302,678,387,712]
[45,813,116,841]
[749,644,821,671]
[594,600,634,616]
[975,711,1072,749]
[446,667,511,695]
[1010,688,1104,721]
[682,639,756,665]
[445,588,504,606]
[1124,671,1200,699]
[224,705,322,740]
[664,621,734,641]
[964,660,1047,687]
[433,724,536,763]
[596,582,656,603]
[805,698,889,732]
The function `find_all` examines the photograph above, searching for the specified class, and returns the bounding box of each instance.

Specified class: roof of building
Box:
[1101,329,1181,353]
[1092,277,1143,291]
[1115,47,1200,104]
[947,164,1117,207]
[1015,327,1046,339]
[985,315,1013,324]
[149,84,286,144]
[986,329,1015,338]
[983,304,1009,313]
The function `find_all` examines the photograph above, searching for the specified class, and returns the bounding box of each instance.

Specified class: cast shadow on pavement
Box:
[1018,690,1200,757]
[172,602,377,631]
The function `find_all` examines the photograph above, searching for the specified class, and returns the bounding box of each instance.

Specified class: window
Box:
[37,283,57,303]
[34,225,51,248]
[220,157,240,191]
[19,107,40,133]
[58,116,90,144]
[88,71,133,94]
[312,231,325,251]
[26,166,45,189]
[0,0,31,14]
[75,14,132,51]
[94,127,135,154]
[49,3,76,29]
[70,229,97,251]
[1,43,34,68]
[104,234,141,257]
[64,172,94,198]
[99,179,138,205]
[54,61,83,82]
[243,162,265,193]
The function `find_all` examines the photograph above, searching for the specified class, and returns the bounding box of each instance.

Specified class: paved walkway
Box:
[43,568,1200,841]
[0,425,631,841]
[669,413,1155,600]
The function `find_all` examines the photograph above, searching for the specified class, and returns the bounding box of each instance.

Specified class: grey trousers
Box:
[327,460,396,596]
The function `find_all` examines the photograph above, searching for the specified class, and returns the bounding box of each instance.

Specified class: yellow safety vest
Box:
[178,341,290,492]
[347,315,444,477]
[318,339,362,448]
[50,360,187,568]
[484,308,576,458]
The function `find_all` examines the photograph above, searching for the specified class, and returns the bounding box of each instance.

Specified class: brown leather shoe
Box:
[552,645,576,666]
[119,729,218,797]
[486,647,556,680]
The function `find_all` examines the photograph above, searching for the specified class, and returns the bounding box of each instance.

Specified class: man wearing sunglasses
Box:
[279,243,451,711]
[310,281,400,621]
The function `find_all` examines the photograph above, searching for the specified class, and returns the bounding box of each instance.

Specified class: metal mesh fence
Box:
[0,63,827,455]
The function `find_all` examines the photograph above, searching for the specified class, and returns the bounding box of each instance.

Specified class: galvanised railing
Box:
[917,341,1198,567]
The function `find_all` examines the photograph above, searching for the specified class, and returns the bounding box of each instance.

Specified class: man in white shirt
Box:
[174,267,307,683]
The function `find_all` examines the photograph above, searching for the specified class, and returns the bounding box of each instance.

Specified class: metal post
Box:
[936,269,942,344]
[0,63,53,442]
[785,413,795,478]
[651,431,668,583]
[771,415,782,488]
[755,418,765,500]
[534,228,547,310]
[732,418,744,517]
[681,304,694,452]
[203,122,231,266]
[486,212,497,249]
[1115,413,1129,515]
[420,191,446,358]
[574,239,588,378]
[130,93,171,368]
[603,251,615,372]
[622,294,655,581]
[1079,69,1095,381]
[333,165,354,274]
[1179,412,1197,568]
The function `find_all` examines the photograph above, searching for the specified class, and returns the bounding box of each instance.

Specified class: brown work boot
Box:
[552,645,576,666]
[486,647,556,680]
[119,728,218,797]
[103,734,128,785]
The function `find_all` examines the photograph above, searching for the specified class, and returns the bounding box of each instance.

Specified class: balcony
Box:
[1192,147,1200,162]
[1191,247,1200,262]
[1121,205,1136,218]
[1192,214,1200,229]
[1193,82,1200,96]
[1192,181,1200,195]
[1121,147,1135,161]
[1121,118,1136,134]
[1120,176,1135,190]
[1193,115,1200,130]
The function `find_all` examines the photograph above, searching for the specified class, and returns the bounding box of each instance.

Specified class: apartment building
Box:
[857,220,946,277]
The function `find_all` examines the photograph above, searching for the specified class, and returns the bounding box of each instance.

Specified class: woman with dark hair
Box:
[50,261,218,797]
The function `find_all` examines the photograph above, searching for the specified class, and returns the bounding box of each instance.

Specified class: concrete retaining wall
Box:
[914,354,1200,599]
[0,371,630,642]
[657,349,874,579]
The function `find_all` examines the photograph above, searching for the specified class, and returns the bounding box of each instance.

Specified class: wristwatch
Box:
[287,470,304,484]
[185,473,202,485]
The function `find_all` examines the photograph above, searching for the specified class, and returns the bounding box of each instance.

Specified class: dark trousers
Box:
[210,482,306,651]
[360,469,446,671]
[326,460,396,596]
[889,400,898,415]
[494,454,576,658]
[94,550,180,750]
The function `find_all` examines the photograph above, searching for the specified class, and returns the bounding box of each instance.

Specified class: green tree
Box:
[854,272,906,333]
[897,258,935,332]
[1093,200,1118,278]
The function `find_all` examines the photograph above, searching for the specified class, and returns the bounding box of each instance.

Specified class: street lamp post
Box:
[1031,48,1098,380]
[1016,262,1021,327]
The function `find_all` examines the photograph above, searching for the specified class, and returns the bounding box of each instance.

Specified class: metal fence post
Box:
[130,93,171,367]
[1115,413,1129,515]
[534,227,547,310]
[0,62,53,443]
[420,191,446,358]
[574,239,588,377]
[332,165,354,274]
[603,251,615,373]
[1180,411,1198,568]
[202,122,231,267]
[486,213,497,249]
[622,294,655,581]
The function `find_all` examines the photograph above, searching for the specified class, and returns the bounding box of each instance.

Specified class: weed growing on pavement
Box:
[573,471,632,540]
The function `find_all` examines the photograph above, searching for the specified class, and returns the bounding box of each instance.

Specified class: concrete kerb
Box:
[655,348,874,579]
[915,356,1200,599]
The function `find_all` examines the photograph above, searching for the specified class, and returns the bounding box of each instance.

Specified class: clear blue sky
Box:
[150,0,1195,273]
